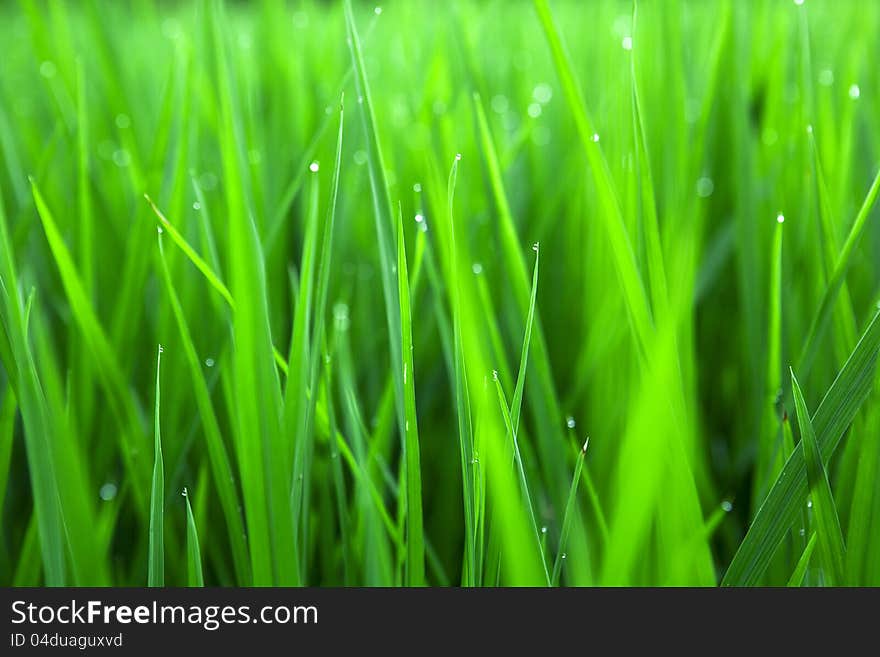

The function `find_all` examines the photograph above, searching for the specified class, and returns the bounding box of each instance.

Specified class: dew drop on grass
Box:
[414,213,424,224]
[472,262,483,275]
[696,177,715,198]
[721,500,733,513]
[309,161,320,173]
[807,499,813,509]
[849,84,861,99]
[455,153,462,161]
[777,213,785,224]
[491,94,510,114]
[99,483,118,501]
[621,35,633,51]
[799,528,806,536]
[492,369,499,381]
[193,202,201,210]
[794,0,804,5]
[182,487,188,498]
[39,60,57,78]
[205,358,215,368]
[413,183,422,192]
[354,150,367,165]
[541,526,548,535]
[561,553,567,560]
[532,83,553,104]
[591,132,600,143]
[532,241,539,253]
[374,6,382,15]
[806,124,813,134]
[566,416,576,429]
[818,69,834,86]
[157,226,163,235]
[527,102,542,118]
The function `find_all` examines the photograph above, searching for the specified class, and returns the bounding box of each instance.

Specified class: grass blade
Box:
[397,206,425,586]
[791,370,847,585]
[551,439,587,586]
[787,532,818,587]
[723,309,880,585]
[183,488,204,587]
[148,345,164,587]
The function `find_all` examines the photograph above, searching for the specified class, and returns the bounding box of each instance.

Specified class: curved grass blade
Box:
[551,439,587,586]
[723,309,880,585]
[148,345,164,587]
[787,532,818,587]
[791,370,846,585]
[397,205,425,586]
[183,488,204,587]
[798,168,880,376]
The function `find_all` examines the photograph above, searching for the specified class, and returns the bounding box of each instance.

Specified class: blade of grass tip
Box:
[798,168,880,377]
[493,373,550,585]
[183,487,204,587]
[791,370,846,585]
[145,194,235,311]
[510,243,540,437]
[397,204,425,586]
[787,532,818,587]
[156,233,250,585]
[447,154,477,585]
[148,345,164,587]
[723,309,880,586]
[551,438,588,585]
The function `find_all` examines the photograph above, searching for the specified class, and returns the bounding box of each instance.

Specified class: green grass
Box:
[1,0,880,587]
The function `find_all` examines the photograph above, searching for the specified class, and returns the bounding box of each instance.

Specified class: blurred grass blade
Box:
[148,345,164,587]
[397,206,425,586]
[184,488,204,587]
[791,370,846,585]
[723,309,880,586]
[798,168,880,376]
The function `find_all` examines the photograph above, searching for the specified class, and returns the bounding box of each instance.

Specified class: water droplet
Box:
[776,213,785,224]
[193,202,201,211]
[541,526,548,535]
[818,69,834,86]
[807,499,813,508]
[591,132,600,143]
[158,344,164,354]
[413,183,422,192]
[357,95,364,105]
[157,226,163,235]
[39,60,57,78]
[532,242,539,253]
[696,177,714,198]
[566,416,576,429]
[527,102,542,118]
[806,124,813,134]
[492,369,499,381]
[99,483,117,501]
[115,113,131,129]
[414,213,424,223]
[849,84,861,100]
[793,0,804,5]
[621,35,633,51]
[112,149,131,168]
[374,6,382,14]
[582,437,590,453]
[721,500,733,513]
[472,262,483,275]
[561,553,567,560]
[491,94,510,114]
[354,150,367,165]
[205,358,215,368]
[455,153,462,161]
[799,528,806,536]
[309,161,320,173]
[333,302,351,330]
[532,83,553,105]
[182,487,188,497]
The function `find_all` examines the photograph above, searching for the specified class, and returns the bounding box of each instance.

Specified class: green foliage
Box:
[1,0,879,586]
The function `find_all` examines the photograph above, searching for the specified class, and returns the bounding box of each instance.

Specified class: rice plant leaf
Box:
[787,532,818,587]
[148,345,164,587]
[183,488,204,587]
[791,370,847,585]
[723,309,880,585]
[397,205,425,586]
[551,439,587,585]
